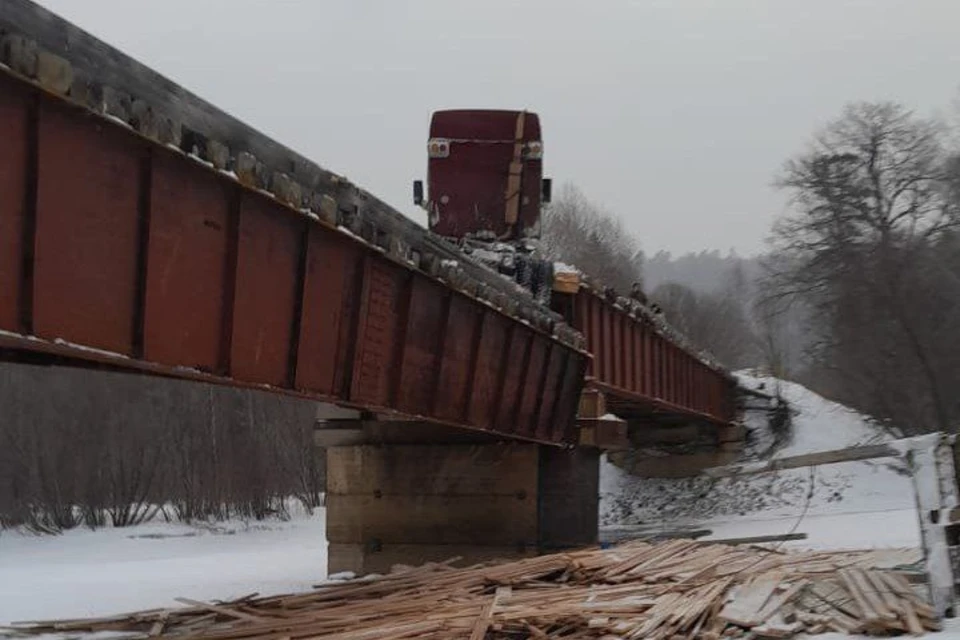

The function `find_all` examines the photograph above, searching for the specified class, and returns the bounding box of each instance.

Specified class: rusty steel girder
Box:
[0,67,588,445]
[559,288,737,426]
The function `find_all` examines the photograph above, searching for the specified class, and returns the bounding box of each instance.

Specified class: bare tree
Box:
[765,100,960,433]
[0,362,322,532]
[539,182,645,295]
[650,275,761,370]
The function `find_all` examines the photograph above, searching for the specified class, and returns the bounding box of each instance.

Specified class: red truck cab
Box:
[414,109,551,242]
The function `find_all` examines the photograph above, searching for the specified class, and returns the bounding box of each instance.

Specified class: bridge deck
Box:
[553,287,737,427]
[0,0,739,450]
[0,66,586,445]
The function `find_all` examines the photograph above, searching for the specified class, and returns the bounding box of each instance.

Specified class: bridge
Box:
[0,0,742,575]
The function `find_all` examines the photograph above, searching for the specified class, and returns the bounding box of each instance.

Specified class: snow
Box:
[553,261,580,274]
[735,372,892,458]
[0,507,328,626]
[52,337,130,360]
[600,371,918,546]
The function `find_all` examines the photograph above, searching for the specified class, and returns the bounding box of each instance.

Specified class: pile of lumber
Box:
[5,540,936,639]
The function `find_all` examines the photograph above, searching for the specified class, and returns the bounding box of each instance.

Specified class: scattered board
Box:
[3,540,935,639]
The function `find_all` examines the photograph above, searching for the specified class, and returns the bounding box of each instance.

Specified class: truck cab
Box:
[414,109,551,242]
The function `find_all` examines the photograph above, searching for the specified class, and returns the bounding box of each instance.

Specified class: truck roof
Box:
[430,109,542,142]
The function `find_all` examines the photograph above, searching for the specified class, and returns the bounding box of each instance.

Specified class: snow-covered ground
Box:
[0,507,328,626]
[0,372,947,636]
[600,371,919,549]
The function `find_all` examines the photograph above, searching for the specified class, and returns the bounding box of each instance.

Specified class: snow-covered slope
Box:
[737,372,893,458]
[600,372,917,547]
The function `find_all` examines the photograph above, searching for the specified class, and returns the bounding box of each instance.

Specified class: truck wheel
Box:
[529,259,552,306]
[535,260,553,306]
[515,254,532,291]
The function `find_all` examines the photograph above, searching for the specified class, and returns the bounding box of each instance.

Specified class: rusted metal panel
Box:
[590,296,601,380]
[143,150,232,372]
[467,312,509,430]
[517,336,549,436]
[496,328,531,432]
[433,296,479,422]
[602,300,613,383]
[34,100,141,355]
[428,110,543,239]
[562,287,735,425]
[350,258,407,408]
[228,194,303,386]
[296,229,364,396]
[534,343,564,440]
[667,344,677,405]
[622,314,633,391]
[555,351,587,442]
[396,277,446,415]
[0,64,591,446]
[0,74,29,332]
[611,313,620,389]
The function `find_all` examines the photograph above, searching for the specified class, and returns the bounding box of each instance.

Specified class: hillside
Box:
[600,371,918,549]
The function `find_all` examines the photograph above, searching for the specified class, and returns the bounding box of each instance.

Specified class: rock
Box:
[271,172,303,207]
[102,86,132,123]
[236,152,271,189]
[206,139,230,171]
[0,34,38,77]
[36,50,72,94]
[316,194,338,225]
[130,99,158,139]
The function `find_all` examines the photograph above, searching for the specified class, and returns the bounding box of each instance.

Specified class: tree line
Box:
[0,363,323,534]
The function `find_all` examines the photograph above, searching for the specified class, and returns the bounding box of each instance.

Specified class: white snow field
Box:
[0,372,954,637]
[600,371,919,552]
[0,507,328,626]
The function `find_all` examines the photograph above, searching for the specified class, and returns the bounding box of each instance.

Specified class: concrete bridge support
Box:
[321,421,599,576]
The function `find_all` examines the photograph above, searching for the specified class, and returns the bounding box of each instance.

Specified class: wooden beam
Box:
[704,533,807,546]
[578,417,629,450]
[578,388,607,419]
[703,442,901,478]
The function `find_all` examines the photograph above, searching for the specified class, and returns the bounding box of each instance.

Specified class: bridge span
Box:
[0,0,743,574]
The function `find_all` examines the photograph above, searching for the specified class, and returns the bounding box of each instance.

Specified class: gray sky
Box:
[35,0,960,257]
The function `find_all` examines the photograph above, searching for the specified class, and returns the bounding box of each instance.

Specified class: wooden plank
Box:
[838,569,880,624]
[552,271,580,294]
[578,418,630,450]
[577,389,607,419]
[753,580,810,626]
[719,574,781,627]
[470,587,509,640]
[12,539,941,640]
[704,443,901,478]
[173,598,266,623]
[903,601,925,636]
[705,533,807,546]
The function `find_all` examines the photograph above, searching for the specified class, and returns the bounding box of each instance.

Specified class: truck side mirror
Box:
[413,180,424,206]
[541,178,552,204]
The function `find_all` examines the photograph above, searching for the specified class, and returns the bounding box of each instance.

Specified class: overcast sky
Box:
[34,0,960,257]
